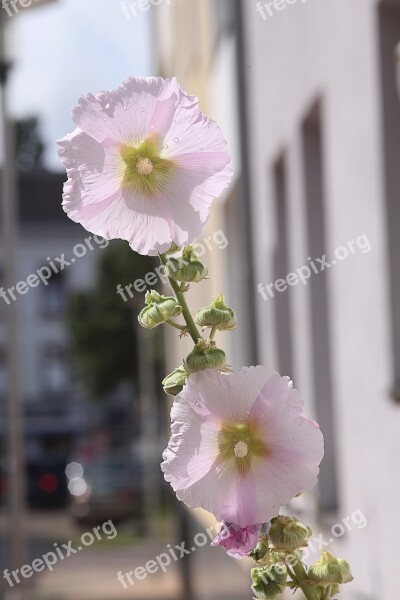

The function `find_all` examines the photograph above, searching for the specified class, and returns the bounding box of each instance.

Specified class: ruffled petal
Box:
[71,77,168,144]
[184,367,277,423]
[211,523,261,559]
[161,396,219,491]
[249,394,324,523]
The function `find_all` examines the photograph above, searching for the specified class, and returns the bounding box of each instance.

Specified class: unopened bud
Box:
[162,365,188,396]
[166,246,208,283]
[249,536,269,562]
[138,290,182,329]
[163,242,180,255]
[308,551,353,586]
[185,339,226,373]
[195,294,237,330]
[268,516,311,551]
[251,565,287,600]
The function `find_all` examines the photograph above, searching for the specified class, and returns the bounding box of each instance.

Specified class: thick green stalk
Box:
[159,253,201,344]
[291,557,320,600]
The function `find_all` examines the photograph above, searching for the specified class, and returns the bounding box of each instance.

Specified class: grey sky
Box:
[6,0,154,169]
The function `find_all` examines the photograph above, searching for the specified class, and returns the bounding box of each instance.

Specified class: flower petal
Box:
[174,459,259,528]
[71,77,168,144]
[249,394,324,523]
[185,367,277,423]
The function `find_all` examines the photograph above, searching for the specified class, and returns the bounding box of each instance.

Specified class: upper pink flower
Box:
[57,77,233,256]
[161,367,324,529]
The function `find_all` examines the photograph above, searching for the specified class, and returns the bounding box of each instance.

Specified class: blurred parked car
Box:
[27,455,68,508]
[67,450,143,525]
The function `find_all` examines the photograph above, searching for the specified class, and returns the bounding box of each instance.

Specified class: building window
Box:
[41,346,68,394]
[272,155,294,377]
[302,102,339,513]
[41,271,65,316]
[0,349,6,396]
[378,3,400,401]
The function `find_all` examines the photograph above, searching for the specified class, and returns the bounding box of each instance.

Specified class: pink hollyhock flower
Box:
[57,77,233,256]
[211,523,261,559]
[161,366,324,549]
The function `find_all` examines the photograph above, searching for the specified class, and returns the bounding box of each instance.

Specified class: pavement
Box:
[0,510,252,600]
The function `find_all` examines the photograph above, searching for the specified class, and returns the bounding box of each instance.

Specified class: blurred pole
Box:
[0,13,27,600]
[136,322,161,536]
[178,506,194,600]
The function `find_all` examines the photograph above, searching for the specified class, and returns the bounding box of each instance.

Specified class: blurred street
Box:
[0,510,251,600]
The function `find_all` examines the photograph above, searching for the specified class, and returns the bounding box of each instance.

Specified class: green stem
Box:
[159,253,201,344]
[323,586,332,600]
[291,557,320,600]
[209,326,217,341]
[166,320,186,332]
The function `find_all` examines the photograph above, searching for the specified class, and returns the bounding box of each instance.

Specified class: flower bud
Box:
[249,536,269,562]
[138,290,182,329]
[185,339,226,373]
[308,551,353,586]
[195,294,237,330]
[251,565,287,600]
[162,366,188,396]
[166,246,208,283]
[163,242,180,255]
[268,516,311,551]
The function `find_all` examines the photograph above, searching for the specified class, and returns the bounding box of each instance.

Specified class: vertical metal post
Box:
[0,14,26,600]
[136,319,161,536]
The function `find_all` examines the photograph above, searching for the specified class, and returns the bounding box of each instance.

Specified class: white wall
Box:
[243,0,397,597]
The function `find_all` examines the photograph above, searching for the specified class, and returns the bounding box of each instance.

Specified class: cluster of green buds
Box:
[195,293,237,331]
[138,290,182,329]
[138,247,236,401]
[166,246,208,283]
[250,516,353,600]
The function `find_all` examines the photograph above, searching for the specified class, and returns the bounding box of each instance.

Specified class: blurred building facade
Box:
[154,0,400,598]
[243,0,400,598]
[0,169,103,486]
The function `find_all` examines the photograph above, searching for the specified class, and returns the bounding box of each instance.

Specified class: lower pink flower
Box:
[161,366,324,536]
[211,523,261,559]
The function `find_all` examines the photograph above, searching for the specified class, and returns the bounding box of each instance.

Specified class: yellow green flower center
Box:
[218,421,269,476]
[120,134,175,197]
[136,157,154,175]
[234,440,249,458]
